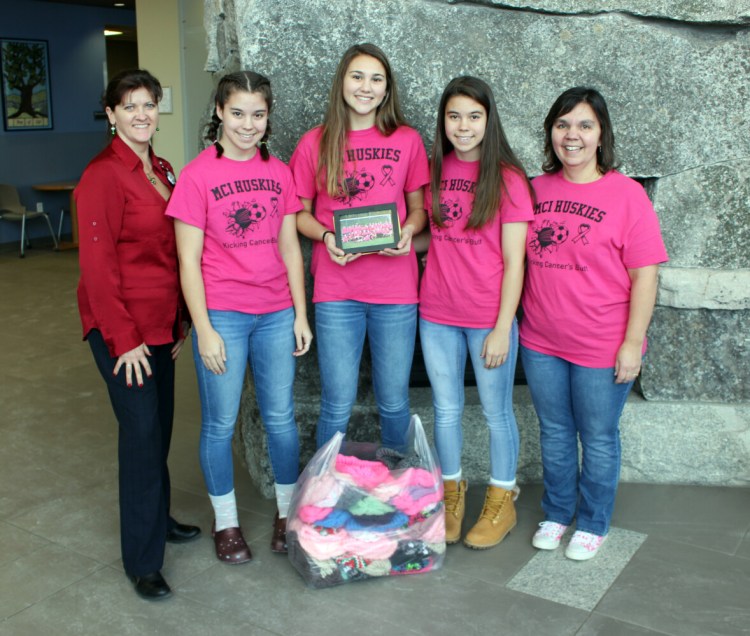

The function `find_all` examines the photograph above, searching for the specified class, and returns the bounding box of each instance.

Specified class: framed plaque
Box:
[333,203,400,255]
[1,38,53,131]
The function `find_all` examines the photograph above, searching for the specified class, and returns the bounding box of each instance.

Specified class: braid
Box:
[205,112,224,158]
[258,119,272,160]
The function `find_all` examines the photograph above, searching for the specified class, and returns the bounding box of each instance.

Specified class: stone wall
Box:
[201,0,750,492]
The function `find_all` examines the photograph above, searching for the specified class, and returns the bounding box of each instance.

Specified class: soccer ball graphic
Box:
[551,223,569,244]
[529,220,570,255]
[248,201,266,222]
[440,199,463,226]
[226,200,267,237]
[354,171,376,192]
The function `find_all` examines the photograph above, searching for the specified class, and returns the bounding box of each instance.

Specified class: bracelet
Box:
[321,230,334,243]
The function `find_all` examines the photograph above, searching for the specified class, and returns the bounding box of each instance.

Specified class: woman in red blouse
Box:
[76,69,199,601]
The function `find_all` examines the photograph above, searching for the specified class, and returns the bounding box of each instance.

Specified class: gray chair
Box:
[0,184,59,257]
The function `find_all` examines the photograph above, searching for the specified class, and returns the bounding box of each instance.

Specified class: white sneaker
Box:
[531,521,568,550]
[565,530,607,561]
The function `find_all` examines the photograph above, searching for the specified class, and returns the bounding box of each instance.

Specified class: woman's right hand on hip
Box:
[113,343,152,388]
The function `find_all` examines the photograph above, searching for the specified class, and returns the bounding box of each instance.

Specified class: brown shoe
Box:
[443,479,467,544]
[463,485,517,550]
[211,523,252,564]
[270,513,287,554]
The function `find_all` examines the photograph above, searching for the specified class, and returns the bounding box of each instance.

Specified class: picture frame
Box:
[334,203,401,254]
[1,38,53,131]
[158,86,173,114]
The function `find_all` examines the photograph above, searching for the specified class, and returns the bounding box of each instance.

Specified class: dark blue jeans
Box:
[88,329,175,577]
[520,346,634,536]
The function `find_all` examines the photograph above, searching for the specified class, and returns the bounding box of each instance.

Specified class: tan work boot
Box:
[443,479,467,544]
[463,485,517,549]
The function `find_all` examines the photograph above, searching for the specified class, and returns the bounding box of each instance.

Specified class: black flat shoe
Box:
[166,523,201,544]
[128,571,172,600]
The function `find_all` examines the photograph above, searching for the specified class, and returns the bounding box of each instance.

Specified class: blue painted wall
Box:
[0,0,135,247]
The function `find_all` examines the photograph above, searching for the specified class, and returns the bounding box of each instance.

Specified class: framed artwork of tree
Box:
[1,38,52,131]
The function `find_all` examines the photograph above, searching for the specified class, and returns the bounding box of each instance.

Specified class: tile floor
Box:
[1,247,749,636]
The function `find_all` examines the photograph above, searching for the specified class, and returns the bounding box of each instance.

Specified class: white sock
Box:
[275,483,295,519]
[489,477,517,491]
[209,490,239,531]
[442,470,462,482]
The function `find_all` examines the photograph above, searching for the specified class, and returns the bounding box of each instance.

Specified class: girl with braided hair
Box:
[166,70,312,561]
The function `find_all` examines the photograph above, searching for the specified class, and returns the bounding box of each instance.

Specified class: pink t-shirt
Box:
[289,125,429,304]
[419,154,534,328]
[520,170,668,367]
[165,146,301,314]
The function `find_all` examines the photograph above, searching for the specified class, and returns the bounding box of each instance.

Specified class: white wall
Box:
[135,0,212,174]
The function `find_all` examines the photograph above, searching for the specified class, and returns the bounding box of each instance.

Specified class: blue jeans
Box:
[520,346,634,536]
[314,300,417,450]
[193,308,300,495]
[420,318,520,482]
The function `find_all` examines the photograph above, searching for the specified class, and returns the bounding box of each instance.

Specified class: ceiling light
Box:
[104,29,123,36]
[114,2,125,6]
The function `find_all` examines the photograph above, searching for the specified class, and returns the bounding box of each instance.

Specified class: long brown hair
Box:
[431,76,531,229]
[318,43,407,197]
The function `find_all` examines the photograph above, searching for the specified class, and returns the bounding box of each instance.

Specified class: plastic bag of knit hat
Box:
[287,414,445,587]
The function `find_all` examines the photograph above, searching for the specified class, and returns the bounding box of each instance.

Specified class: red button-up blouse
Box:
[76,135,183,358]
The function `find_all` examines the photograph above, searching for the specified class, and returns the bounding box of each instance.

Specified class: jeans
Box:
[314,300,417,450]
[520,345,634,536]
[420,318,520,482]
[194,308,300,495]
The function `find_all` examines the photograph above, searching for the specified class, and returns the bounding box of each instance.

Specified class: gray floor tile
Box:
[440,490,542,585]
[577,614,672,636]
[0,446,85,521]
[0,391,118,490]
[736,528,750,560]
[0,381,112,441]
[0,542,102,619]
[613,483,750,555]
[8,485,122,565]
[327,568,588,636]
[159,536,219,587]
[507,526,647,611]
[178,554,405,636]
[0,521,52,568]
[514,481,544,507]
[3,567,275,636]
[4,349,99,392]
[596,536,750,636]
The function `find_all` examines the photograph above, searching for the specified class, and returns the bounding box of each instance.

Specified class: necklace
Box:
[144,160,176,188]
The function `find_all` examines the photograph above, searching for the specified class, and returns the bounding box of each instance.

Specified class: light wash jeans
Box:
[193,308,299,495]
[420,318,520,482]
